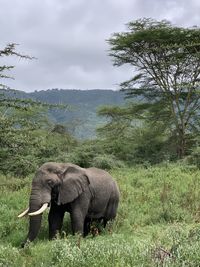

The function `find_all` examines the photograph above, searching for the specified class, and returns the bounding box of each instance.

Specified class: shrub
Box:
[91,154,125,170]
[186,146,200,168]
[63,141,105,168]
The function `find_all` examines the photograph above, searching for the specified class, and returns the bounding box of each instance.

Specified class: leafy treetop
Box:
[108,18,200,157]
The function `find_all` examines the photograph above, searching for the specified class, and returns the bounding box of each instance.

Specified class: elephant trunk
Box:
[26,214,42,241]
[21,211,42,247]
[21,191,43,247]
[21,185,52,247]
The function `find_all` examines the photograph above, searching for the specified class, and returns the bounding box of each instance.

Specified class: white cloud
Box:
[0,0,200,91]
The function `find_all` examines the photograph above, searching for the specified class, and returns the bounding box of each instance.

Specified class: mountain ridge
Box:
[4,88,126,139]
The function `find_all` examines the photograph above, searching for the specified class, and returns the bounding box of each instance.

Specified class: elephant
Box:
[18,162,120,247]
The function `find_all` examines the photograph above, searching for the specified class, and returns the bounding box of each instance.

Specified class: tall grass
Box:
[1,163,200,266]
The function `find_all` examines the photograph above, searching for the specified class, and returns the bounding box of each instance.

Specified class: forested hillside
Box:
[5,89,125,138]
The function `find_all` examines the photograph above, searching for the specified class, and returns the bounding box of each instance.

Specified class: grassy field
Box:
[1,163,200,266]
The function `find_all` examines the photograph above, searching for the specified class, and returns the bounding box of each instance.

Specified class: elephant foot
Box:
[20,238,31,248]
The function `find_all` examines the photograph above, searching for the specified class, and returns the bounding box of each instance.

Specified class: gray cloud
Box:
[0,0,200,92]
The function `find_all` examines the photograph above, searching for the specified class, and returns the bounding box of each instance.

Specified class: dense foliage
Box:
[1,164,200,266]
[0,107,77,176]
[97,104,177,165]
[0,44,76,177]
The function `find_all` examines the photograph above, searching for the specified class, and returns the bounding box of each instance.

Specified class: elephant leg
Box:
[103,218,108,228]
[84,217,92,236]
[48,205,65,240]
[70,195,90,235]
[70,208,85,235]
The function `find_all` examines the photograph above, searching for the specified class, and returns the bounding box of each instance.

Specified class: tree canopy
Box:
[108,18,200,158]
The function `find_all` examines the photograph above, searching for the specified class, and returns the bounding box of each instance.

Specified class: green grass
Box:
[1,163,200,266]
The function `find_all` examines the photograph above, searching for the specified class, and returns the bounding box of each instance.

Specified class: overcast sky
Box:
[0,0,200,92]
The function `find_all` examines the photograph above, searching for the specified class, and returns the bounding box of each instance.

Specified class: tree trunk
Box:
[177,129,186,159]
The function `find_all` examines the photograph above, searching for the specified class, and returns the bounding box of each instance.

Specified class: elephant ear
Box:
[58,166,89,204]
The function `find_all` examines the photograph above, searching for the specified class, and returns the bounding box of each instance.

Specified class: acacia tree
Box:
[108,18,200,158]
[0,43,32,89]
[0,44,44,175]
[0,43,74,176]
[0,43,35,109]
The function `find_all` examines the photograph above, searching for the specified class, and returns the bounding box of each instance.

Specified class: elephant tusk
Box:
[18,208,29,218]
[28,203,48,216]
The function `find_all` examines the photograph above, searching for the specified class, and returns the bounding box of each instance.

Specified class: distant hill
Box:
[5,89,125,139]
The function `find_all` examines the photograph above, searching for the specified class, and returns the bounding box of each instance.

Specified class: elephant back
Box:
[86,167,119,201]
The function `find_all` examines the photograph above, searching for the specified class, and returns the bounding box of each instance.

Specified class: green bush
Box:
[186,146,200,168]
[63,141,105,168]
[0,127,77,177]
[63,143,126,170]
[91,154,125,170]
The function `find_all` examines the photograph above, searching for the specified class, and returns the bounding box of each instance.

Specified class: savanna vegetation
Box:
[1,18,200,266]
[1,164,200,266]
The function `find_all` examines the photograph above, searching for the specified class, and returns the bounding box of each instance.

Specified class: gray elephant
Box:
[18,162,120,246]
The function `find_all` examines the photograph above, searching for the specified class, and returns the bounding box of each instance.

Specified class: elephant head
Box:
[18,162,89,244]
